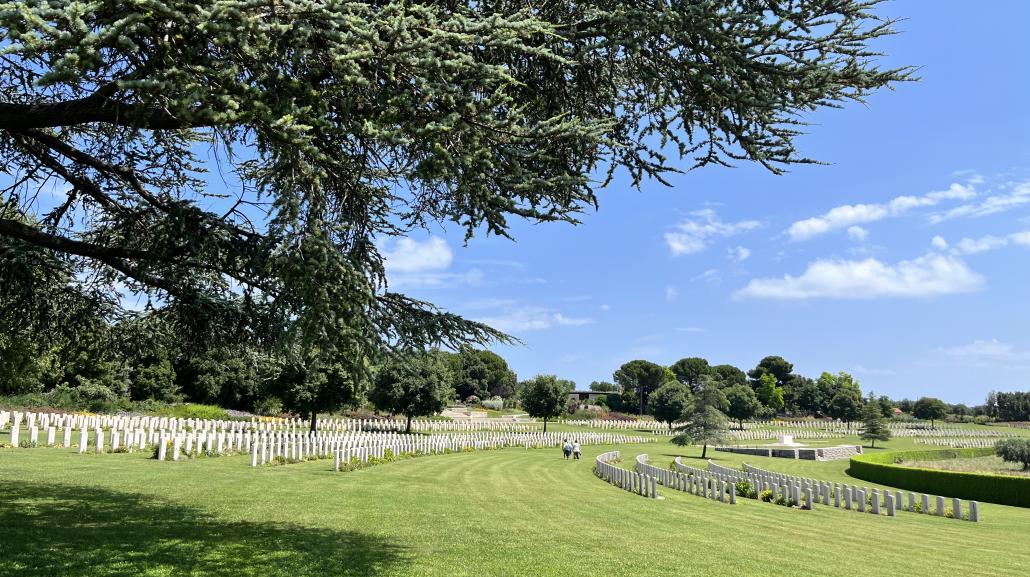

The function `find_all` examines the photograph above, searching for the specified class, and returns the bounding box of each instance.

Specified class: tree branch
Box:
[0,90,204,130]
[0,219,152,261]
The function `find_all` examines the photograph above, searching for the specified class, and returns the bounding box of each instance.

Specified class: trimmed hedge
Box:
[849,448,1030,508]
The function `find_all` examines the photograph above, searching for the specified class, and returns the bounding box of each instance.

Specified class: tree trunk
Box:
[406,414,413,434]
[543,416,548,433]
[701,443,708,459]
[310,410,317,433]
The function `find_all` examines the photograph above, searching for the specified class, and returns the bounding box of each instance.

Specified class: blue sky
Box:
[382,1,1030,405]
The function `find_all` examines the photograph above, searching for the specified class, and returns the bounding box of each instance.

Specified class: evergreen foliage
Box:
[0,0,910,410]
[859,401,891,447]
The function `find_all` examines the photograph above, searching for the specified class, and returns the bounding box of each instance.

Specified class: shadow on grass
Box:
[0,481,407,577]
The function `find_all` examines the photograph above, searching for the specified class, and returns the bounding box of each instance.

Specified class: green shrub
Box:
[849,448,1030,508]
[759,489,774,502]
[773,493,787,506]
[253,396,283,416]
[995,438,1030,470]
[152,403,230,421]
[735,480,757,499]
[151,440,173,460]
[480,397,504,411]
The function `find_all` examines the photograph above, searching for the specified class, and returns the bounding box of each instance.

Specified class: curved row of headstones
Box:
[594,451,659,498]
[722,426,1009,442]
[738,462,979,522]
[724,429,839,441]
[0,409,307,436]
[636,455,736,504]
[0,410,656,465]
[0,410,545,441]
[242,431,655,468]
[914,437,998,448]
[890,427,1014,438]
[6,409,1011,439]
[735,420,1015,436]
[560,419,661,430]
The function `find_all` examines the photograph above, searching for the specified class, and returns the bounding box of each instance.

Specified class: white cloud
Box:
[554,313,593,327]
[1011,231,1030,246]
[955,235,1008,255]
[600,304,612,311]
[847,226,869,242]
[387,269,484,290]
[693,268,721,284]
[735,253,984,300]
[44,180,73,200]
[851,365,898,377]
[933,339,1030,370]
[787,183,975,241]
[460,298,521,310]
[380,237,452,273]
[665,209,760,255]
[460,259,527,270]
[665,285,679,301]
[940,339,1013,358]
[476,306,593,333]
[931,235,949,250]
[950,230,1030,255]
[929,181,1030,223]
[727,246,751,262]
[675,327,705,333]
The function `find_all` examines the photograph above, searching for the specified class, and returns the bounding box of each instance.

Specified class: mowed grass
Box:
[904,455,1030,477]
[1,433,1029,577]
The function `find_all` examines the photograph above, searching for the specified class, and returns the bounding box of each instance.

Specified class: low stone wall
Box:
[715,444,862,461]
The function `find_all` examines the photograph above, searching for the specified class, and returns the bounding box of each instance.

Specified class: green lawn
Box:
[1,433,1028,576]
[903,455,1030,477]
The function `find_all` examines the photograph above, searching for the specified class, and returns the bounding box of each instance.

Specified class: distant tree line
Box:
[983,391,1030,422]
[2,259,1025,429]
[578,355,1025,428]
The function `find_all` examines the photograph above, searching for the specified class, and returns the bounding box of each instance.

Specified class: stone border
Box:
[714,445,862,461]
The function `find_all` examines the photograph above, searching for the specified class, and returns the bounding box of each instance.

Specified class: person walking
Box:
[572,440,582,461]
[562,439,572,460]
